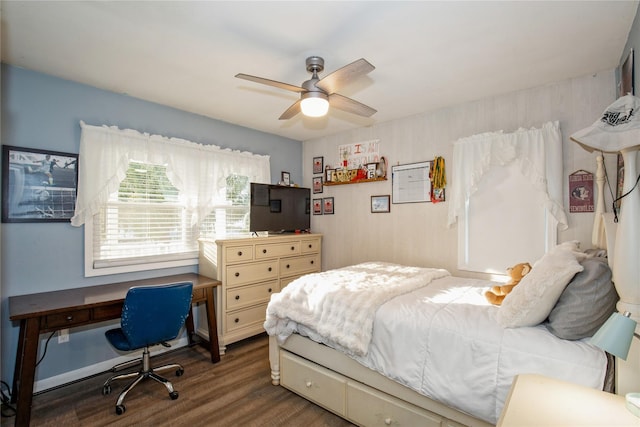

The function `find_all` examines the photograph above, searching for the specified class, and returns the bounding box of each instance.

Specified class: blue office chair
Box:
[102,282,193,415]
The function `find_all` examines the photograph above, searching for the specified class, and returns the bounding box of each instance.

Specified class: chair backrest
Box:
[120,282,193,349]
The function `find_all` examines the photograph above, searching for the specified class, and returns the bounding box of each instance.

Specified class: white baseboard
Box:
[34,337,189,394]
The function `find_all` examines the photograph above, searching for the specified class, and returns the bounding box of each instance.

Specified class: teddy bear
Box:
[485,262,532,305]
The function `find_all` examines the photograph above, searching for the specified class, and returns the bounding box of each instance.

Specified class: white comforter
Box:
[264,262,449,356]
[265,263,608,424]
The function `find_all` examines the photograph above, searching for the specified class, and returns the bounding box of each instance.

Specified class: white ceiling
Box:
[1,1,637,142]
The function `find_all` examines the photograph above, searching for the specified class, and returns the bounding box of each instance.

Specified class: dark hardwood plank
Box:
[1,334,354,427]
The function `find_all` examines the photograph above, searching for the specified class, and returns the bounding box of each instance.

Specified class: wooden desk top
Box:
[9,273,220,320]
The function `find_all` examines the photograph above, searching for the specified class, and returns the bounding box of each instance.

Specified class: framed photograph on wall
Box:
[312,176,323,194]
[323,197,334,215]
[2,145,79,222]
[313,156,324,174]
[371,195,390,213]
[313,198,322,215]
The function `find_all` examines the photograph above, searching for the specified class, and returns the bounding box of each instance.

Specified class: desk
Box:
[498,374,640,426]
[9,273,221,427]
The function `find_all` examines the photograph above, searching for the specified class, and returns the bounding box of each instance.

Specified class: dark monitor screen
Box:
[250,183,310,233]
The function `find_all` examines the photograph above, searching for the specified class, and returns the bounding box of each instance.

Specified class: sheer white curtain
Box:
[71,121,271,227]
[448,120,567,230]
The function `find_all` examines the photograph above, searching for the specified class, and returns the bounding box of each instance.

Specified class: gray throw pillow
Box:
[545,257,618,340]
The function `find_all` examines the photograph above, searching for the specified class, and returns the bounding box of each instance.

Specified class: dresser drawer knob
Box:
[235,318,240,323]
[263,249,267,254]
[235,295,240,300]
[268,288,272,293]
[235,272,240,277]
[237,251,242,256]
[308,244,312,248]
[310,260,314,264]
[268,267,272,272]
[291,246,295,251]
[286,264,290,269]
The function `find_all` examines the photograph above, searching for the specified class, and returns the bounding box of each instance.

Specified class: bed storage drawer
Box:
[281,351,347,416]
[347,381,442,427]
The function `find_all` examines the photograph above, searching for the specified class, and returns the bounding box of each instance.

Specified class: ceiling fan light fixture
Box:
[301,92,329,117]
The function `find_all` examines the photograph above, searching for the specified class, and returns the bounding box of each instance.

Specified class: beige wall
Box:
[303,70,618,280]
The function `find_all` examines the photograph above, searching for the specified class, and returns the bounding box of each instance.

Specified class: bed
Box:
[264,250,617,426]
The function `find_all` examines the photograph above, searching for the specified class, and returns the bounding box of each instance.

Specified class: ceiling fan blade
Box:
[279,100,302,120]
[235,73,305,93]
[328,93,377,117]
[315,58,375,94]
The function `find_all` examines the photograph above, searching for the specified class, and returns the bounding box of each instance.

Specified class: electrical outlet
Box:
[58,329,69,344]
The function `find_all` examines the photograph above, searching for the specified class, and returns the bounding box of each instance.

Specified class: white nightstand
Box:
[498,374,640,426]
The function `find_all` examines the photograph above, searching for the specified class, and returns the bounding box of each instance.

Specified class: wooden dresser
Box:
[199,233,322,352]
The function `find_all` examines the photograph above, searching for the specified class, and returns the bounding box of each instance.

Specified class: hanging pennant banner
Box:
[569,170,594,213]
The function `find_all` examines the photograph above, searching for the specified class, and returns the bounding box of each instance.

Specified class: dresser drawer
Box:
[225,245,254,263]
[281,351,346,416]
[255,241,300,259]
[280,254,320,277]
[225,304,269,332]
[226,280,277,310]
[226,260,278,287]
[347,381,442,427]
[301,238,321,254]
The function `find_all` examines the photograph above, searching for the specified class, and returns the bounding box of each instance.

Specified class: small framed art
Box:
[313,198,322,215]
[313,156,324,174]
[2,145,79,222]
[371,195,390,213]
[323,197,334,215]
[281,171,290,186]
[313,176,323,194]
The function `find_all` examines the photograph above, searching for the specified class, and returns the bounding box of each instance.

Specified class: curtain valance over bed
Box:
[71,121,270,227]
[447,120,568,230]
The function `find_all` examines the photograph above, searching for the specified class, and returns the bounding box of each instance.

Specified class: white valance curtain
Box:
[447,120,568,230]
[71,121,271,227]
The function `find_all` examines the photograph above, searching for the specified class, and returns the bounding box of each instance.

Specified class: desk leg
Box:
[12,317,40,427]
[205,286,220,363]
[185,307,196,346]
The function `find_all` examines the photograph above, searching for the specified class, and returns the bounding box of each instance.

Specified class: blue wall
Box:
[0,64,302,386]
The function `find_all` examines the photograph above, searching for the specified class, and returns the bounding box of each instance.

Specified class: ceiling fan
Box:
[235,56,376,120]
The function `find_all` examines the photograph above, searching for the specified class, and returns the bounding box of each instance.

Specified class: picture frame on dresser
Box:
[2,145,79,223]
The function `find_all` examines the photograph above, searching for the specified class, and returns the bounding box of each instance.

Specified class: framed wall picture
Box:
[620,48,634,96]
[313,156,324,174]
[281,171,290,186]
[323,197,334,215]
[391,161,432,204]
[313,198,322,215]
[312,176,323,194]
[2,145,79,222]
[371,195,390,213]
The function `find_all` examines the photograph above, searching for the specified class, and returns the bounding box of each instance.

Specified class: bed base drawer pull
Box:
[305,381,312,388]
[384,418,392,425]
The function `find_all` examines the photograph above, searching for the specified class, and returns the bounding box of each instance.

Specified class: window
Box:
[75,122,270,276]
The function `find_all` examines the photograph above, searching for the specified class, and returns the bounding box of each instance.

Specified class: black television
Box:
[250,183,311,233]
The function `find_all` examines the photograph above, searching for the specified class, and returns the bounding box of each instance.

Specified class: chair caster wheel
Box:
[176,368,184,377]
[102,385,111,395]
[116,404,126,415]
[170,391,179,400]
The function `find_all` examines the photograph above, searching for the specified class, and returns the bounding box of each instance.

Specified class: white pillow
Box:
[497,247,584,328]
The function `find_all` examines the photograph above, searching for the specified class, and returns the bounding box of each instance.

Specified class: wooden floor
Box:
[1,334,354,427]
